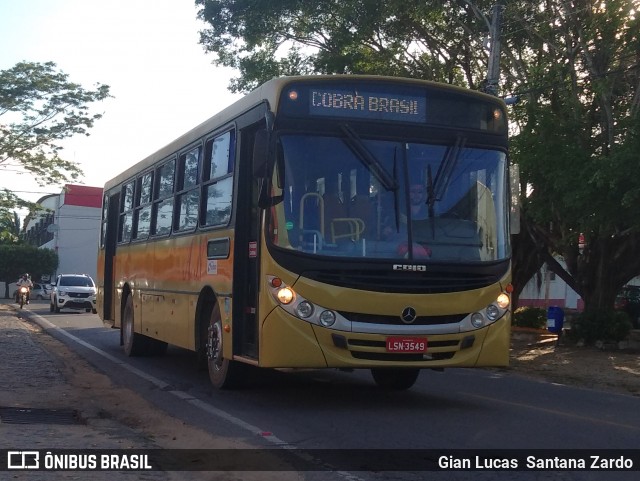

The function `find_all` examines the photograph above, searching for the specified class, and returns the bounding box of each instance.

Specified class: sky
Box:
[0,0,242,206]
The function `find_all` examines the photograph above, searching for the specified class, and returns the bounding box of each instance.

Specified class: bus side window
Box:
[118,181,134,243]
[152,158,175,236]
[175,145,201,232]
[202,131,234,227]
[133,171,153,240]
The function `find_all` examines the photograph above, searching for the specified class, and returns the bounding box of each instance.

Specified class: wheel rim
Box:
[207,315,224,372]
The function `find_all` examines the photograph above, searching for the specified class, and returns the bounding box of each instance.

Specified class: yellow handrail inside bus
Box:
[330,218,365,243]
[299,192,324,237]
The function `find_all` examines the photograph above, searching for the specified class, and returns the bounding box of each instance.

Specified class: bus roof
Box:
[103,75,504,192]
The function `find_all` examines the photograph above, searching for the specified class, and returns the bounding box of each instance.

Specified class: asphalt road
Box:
[16,300,640,481]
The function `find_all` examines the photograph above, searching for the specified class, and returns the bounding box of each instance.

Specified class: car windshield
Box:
[59,276,94,287]
[269,133,509,263]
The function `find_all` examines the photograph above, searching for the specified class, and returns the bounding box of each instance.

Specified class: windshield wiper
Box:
[433,135,466,200]
[340,124,398,192]
[393,146,400,232]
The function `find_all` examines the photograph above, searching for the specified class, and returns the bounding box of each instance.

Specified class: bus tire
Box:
[371,368,420,390]
[207,304,243,389]
[122,294,146,356]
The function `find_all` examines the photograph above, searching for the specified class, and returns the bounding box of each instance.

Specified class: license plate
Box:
[386,337,427,353]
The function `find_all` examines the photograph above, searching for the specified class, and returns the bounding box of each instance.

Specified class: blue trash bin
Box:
[547,306,564,334]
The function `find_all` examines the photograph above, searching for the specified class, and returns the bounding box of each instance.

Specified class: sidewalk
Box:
[0,303,175,480]
[0,304,304,481]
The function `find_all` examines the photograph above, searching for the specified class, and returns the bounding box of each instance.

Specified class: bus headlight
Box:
[486,304,500,321]
[319,310,336,327]
[267,275,344,330]
[462,291,511,332]
[277,287,295,304]
[296,301,314,318]
[471,312,485,328]
[497,293,510,309]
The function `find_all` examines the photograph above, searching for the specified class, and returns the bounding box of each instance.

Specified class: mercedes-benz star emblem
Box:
[401,307,417,324]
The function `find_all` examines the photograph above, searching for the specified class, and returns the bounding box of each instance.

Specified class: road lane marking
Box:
[463,392,640,431]
[25,310,367,481]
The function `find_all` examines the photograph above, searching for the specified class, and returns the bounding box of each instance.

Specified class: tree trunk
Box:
[510,213,546,308]
[574,233,640,312]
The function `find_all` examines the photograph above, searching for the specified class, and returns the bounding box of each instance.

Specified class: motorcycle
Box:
[18,286,29,309]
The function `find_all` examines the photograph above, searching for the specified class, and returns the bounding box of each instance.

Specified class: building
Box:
[22,184,102,282]
[518,258,640,312]
[518,262,583,311]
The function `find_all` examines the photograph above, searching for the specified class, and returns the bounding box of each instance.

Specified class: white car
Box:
[50,274,98,314]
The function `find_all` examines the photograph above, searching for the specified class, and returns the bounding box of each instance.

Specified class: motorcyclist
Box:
[16,273,33,304]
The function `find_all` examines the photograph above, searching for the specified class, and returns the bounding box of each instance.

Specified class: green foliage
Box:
[196,0,640,315]
[568,309,633,345]
[512,307,547,329]
[0,209,21,244]
[196,0,491,92]
[505,0,640,311]
[0,245,58,298]
[0,61,110,209]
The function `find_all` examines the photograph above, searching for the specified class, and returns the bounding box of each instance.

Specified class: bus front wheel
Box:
[371,368,420,390]
[207,305,243,389]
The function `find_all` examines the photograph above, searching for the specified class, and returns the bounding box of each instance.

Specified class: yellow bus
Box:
[97,75,514,390]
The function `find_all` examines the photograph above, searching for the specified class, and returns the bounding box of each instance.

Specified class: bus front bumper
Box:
[259,310,510,369]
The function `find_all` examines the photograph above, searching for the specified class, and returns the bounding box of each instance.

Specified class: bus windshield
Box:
[271,133,509,263]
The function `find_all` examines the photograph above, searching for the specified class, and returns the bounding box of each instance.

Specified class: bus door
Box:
[102,192,119,321]
[231,123,264,359]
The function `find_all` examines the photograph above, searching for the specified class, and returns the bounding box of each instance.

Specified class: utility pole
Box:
[484,1,505,97]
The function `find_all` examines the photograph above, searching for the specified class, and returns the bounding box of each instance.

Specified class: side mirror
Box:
[252,129,269,177]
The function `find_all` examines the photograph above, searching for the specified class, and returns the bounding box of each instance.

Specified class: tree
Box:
[196,0,495,91]
[503,0,640,310]
[196,0,640,312]
[0,210,21,244]
[0,245,58,299]
[0,61,110,210]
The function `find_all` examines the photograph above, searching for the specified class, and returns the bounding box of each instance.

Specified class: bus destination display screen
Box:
[279,81,507,133]
[308,88,427,123]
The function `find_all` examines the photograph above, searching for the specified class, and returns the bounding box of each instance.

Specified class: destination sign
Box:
[308,89,427,123]
[279,81,507,134]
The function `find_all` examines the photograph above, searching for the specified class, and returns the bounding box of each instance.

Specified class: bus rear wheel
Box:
[207,305,243,389]
[123,295,146,356]
[371,368,420,390]
[122,295,168,356]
